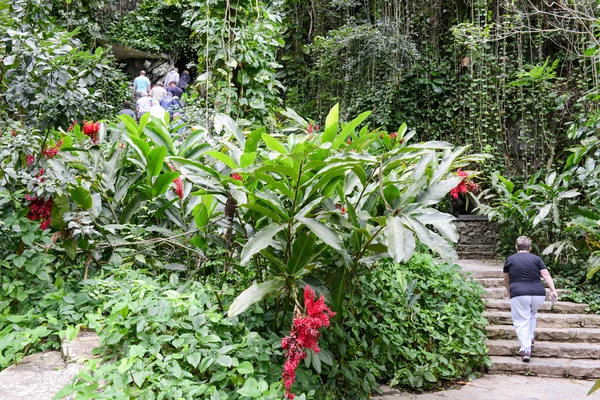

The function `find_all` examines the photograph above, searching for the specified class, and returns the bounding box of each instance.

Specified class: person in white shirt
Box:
[150,82,167,101]
[164,68,179,87]
[136,92,153,118]
[150,100,167,121]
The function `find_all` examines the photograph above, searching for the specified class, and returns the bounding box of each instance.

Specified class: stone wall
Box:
[455,215,500,259]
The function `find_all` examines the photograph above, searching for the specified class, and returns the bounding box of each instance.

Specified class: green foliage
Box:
[309,252,490,398]
[182,0,285,120]
[108,0,191,55]
[221,105,487,322]
[0,0,129,130]
[54,268,289,399]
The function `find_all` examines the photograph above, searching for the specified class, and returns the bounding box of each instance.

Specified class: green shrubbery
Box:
[319,252,489,398]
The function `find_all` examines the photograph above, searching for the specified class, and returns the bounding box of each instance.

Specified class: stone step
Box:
[484,299,589,314]
[490,356,600,379]
[457,244,497,251]
[484,311,600,328]
[486,325,600,343]
[487,340,600,359]
[461,268,505,279]
[459,252,499,260]
[476,277,550,288]
[483,288,571,300]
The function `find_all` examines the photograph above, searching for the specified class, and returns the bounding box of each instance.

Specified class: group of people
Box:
[119,68,191,121]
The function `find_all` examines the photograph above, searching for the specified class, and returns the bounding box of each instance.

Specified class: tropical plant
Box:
[211,104,488,323]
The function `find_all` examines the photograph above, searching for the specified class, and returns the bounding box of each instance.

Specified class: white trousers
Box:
[510,295,546,353]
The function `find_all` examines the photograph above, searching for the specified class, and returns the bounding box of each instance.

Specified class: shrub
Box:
[55,267,295,400]
[319,252,489,398]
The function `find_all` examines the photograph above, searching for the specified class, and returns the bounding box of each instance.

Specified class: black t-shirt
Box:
[503,252,547,298]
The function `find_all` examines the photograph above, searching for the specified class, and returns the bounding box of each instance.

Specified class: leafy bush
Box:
[1,0,129,130]
[54,268,294,399]
[318,252,489,398]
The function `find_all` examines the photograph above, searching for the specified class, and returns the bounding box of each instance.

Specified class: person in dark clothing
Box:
[167,81,183,98]
[178,70,191,90]
[504,236,558,363]
[118,101,137,120]
[160,94,182,117]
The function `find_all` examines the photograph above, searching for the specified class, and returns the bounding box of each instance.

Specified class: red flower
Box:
[168,163,185,199]
[26,155,35,166]
[307,123,313,134]
[281,286,335,399]
[26,196,53,230]
[174,177,184,199]
[449,170,479,199]
[42,141,62,159]
[82,121,100,144]
[389,132,397,139]
[232,173,242,181]
[314,125,320,131]
[68,121,77,131]
[40,218,52,230]
[11,130,16,136]
[347,138,351,144]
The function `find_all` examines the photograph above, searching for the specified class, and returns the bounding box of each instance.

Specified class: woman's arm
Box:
[504,272,510,298]
[540,269,558,299]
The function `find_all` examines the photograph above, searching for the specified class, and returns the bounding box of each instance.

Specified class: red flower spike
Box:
[347,138,351,144]
[307,123,313,134]
[390,132,398,139]
[314,125,320,131]
[281,286,335,399]
[11,130,16,136]
[232,173,242,181]
[26,155,34,166]
[82,121,100,144]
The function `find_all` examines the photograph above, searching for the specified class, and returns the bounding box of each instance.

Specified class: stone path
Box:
[376,375,600,399]
[374,258,599,400]
[0,331,100,400]
[458,259,600,380]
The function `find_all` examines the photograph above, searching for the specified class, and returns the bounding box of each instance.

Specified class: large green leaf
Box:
[297,217,342,250]
[533,204,552,227]
[261,133,288,154]
[287,232,316,276]
[147,146,167,177]
[325,103,339,130]
[416,177,463,206]
[144,123,175,155]
[227,279,285,318]
[240,223,286,265]
[385,216,415,263]
[102,148,123,191]
[205,151,239,170]
[215,113,246,147]
[245,127,265,153]
[114,172,142,205]
[152,171,180,198]
[330,263,351,314]
[333,111,371,149]
[69,186,92,210]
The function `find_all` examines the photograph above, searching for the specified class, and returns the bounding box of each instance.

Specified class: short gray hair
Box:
[516,236,532,251]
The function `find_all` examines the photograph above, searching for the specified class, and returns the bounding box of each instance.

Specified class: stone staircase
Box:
[455,215,498,259]
[458,259,600,380]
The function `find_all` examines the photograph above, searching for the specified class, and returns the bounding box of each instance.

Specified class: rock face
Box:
[124,59,175,85]
[459,259,600,380]
[0,331,100,400]
[454,215,499,259]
